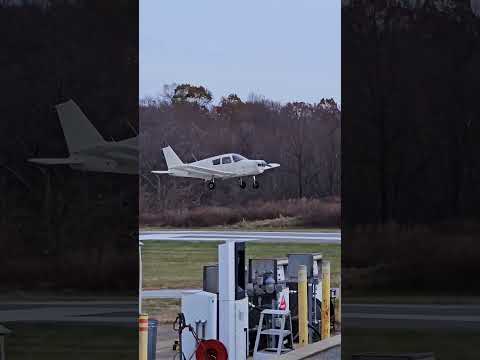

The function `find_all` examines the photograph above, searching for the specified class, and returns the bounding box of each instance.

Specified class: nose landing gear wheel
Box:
[239,180,246,189]
[207,180,216,190]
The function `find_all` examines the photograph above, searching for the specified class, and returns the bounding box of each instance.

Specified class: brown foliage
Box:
[140,198,340,228]
[342,222,480,294]
[140,88,341,217]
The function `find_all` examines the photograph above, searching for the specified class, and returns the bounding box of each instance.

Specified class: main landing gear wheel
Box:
[207,180,215,190]
[239,179,246,189]
[252,180,259,189]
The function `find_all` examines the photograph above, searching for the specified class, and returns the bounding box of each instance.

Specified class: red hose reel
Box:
[195,339,228,360]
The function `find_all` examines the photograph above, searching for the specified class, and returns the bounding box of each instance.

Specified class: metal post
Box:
[139,241,144,314]
[139,313,148,360]
[148,318,158,360]
[298,265,308,347]
[335,288,341,326]
[321,261,330,339]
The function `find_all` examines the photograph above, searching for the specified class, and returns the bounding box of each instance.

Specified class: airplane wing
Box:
[104,151,137,161]
[264,163,280,170]
[178,164,236,177]
[28,158,83,165]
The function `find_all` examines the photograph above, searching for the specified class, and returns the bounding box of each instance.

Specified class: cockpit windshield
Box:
[232,154,246,162]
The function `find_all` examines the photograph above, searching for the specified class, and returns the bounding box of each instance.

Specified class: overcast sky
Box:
[140,1,341,104]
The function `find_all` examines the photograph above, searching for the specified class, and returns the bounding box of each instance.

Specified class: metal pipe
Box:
[139,241,144,314]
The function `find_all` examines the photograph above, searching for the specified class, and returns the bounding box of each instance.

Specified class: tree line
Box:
[140,84,341,221]
[343,0,480,227]
[342,0,480,293]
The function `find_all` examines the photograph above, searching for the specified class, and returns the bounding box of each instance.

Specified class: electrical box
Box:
[203,264,219,294]
[287,253,314,281]
[181,291,218,359]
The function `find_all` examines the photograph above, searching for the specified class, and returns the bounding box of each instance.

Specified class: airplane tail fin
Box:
[56,99,105,154]
[162,146,183,169]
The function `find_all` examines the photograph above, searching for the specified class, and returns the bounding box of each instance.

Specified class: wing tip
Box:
[27,158,82,165]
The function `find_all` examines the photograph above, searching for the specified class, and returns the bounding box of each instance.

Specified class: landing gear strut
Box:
[239,178,246,189]
[207,179,215,190]
[252,176,259,189]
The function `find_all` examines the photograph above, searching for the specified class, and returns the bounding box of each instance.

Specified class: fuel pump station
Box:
[246,258,289,354]
[245,253,334,352]
[181,241,248,360]
[178,242,338,359]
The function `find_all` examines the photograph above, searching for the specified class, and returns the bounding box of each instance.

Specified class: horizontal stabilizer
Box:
[28,158,83,165]
[151,170,171,174]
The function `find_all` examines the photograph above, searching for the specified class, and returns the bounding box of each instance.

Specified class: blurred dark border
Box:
[0,1,138,358]
[342,1,480,358]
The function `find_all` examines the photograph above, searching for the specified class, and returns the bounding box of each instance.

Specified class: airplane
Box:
[28,99,137,174]
[151,146,280,190]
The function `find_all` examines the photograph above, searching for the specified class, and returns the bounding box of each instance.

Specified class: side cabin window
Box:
[212,158,220,165]
[232,155,243,162]
[222,156,232,164]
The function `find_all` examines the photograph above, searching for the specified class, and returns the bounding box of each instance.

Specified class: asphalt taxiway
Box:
[139,230,341,243]
[0,301,136,325]
[143,290,480,330]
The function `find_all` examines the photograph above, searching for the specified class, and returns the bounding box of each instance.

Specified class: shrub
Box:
[140,197,341,228]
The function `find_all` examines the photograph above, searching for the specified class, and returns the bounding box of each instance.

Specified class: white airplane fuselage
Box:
[152,146,280,190]
[169,155,265,180]
[67,138,138,174]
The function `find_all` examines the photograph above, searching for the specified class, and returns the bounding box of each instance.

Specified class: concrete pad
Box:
[280,335,341,359]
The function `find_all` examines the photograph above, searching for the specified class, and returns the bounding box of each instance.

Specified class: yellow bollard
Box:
[139,313,148,360]
[298,265,308,347]
[321,261,330,339]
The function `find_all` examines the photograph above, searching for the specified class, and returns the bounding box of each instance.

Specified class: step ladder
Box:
[253,309,294,359]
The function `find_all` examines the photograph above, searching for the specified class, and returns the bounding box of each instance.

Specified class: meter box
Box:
[181,291,218,359]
